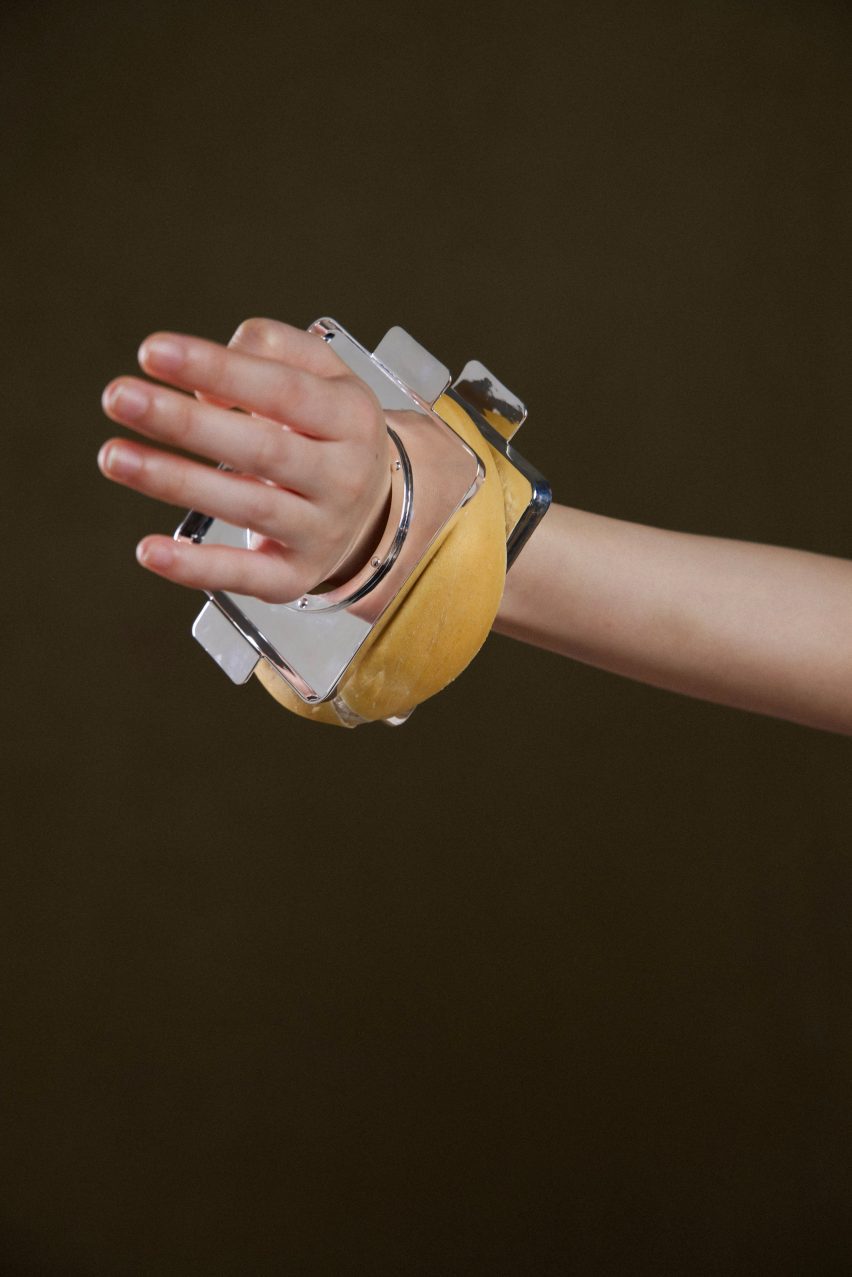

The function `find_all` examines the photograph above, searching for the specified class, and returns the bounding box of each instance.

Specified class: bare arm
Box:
[495,504,852,735]
[97,320,851,735]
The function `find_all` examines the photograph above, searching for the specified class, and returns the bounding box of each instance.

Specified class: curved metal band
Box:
[282,426,412,615]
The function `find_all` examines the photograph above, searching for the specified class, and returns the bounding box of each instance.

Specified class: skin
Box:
[99,318,392,602]
[98,317,852,736]
[495,506,852,735]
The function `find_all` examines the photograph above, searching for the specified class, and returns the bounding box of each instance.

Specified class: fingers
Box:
[228,317,350,378]
[195,318,347,410]
[137,332,374,441]
[99,318,392,606]
[101,376,329,497]
[98,438,315,549]
[135,535,309,604]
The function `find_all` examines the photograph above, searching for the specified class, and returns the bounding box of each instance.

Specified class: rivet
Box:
[298,597,308,609]
[371,558,381,568]
[393,459,402,471]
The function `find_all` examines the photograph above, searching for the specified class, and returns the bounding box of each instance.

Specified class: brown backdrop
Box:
[4,1,852,1272]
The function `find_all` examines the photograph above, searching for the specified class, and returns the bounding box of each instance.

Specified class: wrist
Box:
[183,317,551,726]
[323,439,394,589]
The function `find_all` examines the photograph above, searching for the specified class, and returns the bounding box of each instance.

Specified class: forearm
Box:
[495,504,852,734]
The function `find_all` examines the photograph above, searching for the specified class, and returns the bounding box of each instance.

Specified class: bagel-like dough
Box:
[255,396,509,726]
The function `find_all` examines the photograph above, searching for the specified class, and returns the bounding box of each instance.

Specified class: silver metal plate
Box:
[451,359,527,440]
[177,319,484,704]
[192,601,259,685]
[373,327,451,406]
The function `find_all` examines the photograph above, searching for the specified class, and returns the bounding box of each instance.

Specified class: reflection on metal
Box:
[383,708,414,727]
[373,326,450,405]
[192,601,259,685]
[445,389,551,570]
[179,317,552,722]
[452,359,527,440]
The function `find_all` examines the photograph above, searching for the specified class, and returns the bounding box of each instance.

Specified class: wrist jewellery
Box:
[175,318,551,726]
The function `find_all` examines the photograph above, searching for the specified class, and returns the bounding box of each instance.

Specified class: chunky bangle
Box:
[312,425,411,600]
[256,423,414,622]
[176,319,551,727]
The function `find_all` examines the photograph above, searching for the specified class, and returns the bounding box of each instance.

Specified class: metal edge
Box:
[444,388,552,569]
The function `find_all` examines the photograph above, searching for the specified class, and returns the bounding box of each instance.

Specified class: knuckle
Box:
[346,378,383,438]
[144,460,176,505]
[160,462,189,506]
[174,544,201,586]
[252,422,283,476]
[232,316,274,350]
[279,368,310,421]
[172,393,198,447]
[209,342,231,388]
[243,477,280,529]
[132,449,150,485]
[341,376,369,416]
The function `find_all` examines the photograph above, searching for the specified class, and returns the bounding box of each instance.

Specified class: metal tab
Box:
[383,709,414,727]
[373,327,450,406]
[192,602,259,685]
[451,359,527,440]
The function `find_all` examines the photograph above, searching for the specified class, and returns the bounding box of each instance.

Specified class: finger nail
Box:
[139,336,184,373]
[103,382,149,420]
[98,442,142,478]
[136,540,173,569]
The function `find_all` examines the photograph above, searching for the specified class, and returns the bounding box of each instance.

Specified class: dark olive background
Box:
[3,1,852,1273]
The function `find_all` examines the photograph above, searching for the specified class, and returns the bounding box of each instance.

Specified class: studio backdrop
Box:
[3,2,852,1273]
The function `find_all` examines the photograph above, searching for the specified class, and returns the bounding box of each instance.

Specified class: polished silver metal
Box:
[383,709,414,727]
[192,600,259,685]
[373,326,450,405]
[179,317,552,719]
[451,359,528,440]
[445,387,551,569]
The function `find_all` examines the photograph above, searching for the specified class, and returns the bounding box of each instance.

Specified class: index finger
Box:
[138,333,373,441]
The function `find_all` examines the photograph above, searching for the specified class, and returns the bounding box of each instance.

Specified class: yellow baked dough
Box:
[255,396,510,726]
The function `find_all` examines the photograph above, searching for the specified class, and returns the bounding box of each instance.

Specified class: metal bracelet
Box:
[179,317,551,712]
[286,425,412,615]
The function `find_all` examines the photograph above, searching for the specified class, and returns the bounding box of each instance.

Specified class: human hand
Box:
[98,318,392,603]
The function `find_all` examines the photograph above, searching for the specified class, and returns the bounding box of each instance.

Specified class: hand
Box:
[98,318,392,603]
